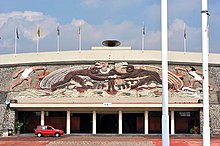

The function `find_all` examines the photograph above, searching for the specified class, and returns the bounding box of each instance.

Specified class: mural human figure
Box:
[51,66,115,91]
[51,62,119,93]
[95,62,118,92]
[95,62,110,74]
[118,65,164,89]
[51,67,98,91]
[10,66,47,91]
[175,66,213,90]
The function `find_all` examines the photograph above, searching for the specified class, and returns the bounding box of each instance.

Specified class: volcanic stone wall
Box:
[209,67,220,134]
[0,64,220,134]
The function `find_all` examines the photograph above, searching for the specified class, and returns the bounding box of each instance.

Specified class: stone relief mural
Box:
[8,62,214,98]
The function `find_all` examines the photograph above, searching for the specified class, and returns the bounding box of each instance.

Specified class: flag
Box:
[16,27,19,39]
[78,26,81,35]
[142,23,145,35]
[57,26,60,36]
[184,24,186,39]
[37,25,40,37]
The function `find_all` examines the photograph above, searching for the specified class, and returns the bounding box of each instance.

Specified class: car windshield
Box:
[36,126,41,129]
[42,126,47,130]
[47,126,53,130]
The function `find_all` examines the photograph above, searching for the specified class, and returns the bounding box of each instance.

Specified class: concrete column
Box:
[171,110,175,134]
[119,110,122,134]
[66,111,71,134]
[92,111,96,134]
[144,111,149,134]
[41,111,44,125]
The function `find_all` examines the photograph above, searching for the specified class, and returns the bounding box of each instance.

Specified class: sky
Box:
[0,0,219,54]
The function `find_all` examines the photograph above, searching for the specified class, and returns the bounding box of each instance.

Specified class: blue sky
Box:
[0,0,219,54]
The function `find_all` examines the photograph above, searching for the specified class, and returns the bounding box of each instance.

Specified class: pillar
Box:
[171,110,175,134]
[144,111,149,134]
[92,111,96,134]
[66,111,70,134]
[119,110,122,134]
[40,111,44,125]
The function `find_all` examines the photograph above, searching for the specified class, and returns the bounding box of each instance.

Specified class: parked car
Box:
[34,125,64,137]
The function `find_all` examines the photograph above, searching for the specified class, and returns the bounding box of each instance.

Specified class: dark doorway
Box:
[17,111,41,133]
[148,111,171,134]
[97,114,118,134]
[175,111,200,134]
[45,111,66,133]
[122,113,144,134]
[71,113,92,133]
[149,111,162,133]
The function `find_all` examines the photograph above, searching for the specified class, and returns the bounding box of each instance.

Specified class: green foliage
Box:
[15,121,23,131]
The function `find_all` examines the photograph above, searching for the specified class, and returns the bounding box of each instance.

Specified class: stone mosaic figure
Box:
[41,63,183,94]
[51,62,120,93]
[51,66,109,91]
[10,66,47,91]
[118,65,164,89]
[95,62,118,92]
[175,66,213,90]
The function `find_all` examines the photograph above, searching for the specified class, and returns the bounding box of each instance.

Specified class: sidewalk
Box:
[1,135,220,146]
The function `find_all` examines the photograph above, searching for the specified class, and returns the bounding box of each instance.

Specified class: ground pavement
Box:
[1,135,220,146]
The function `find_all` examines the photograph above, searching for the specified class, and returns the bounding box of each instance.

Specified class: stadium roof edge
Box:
[0,50,220,66]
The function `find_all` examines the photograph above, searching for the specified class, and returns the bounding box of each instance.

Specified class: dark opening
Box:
[17,111,40,133]
[148,111,172,134]
[175,111,200,134]
[122,113,144,134]
[45,111,66,133]
[148,111,162,134]
[71,113,92,133]
[96,113,118,134]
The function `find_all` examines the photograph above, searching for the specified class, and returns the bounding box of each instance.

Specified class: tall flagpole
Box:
[142,21,145,52]
[202,0,210,145]
[183,23,187,53]
[37,25,40,54]
[57,25,60,53]
[79,26,82,51]
[14,27,17,56]
[161,0,169,145]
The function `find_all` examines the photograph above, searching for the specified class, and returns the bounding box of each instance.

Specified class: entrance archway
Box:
[96,113,118,134]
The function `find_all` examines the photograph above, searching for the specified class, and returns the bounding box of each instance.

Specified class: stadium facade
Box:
[1,47,220,135]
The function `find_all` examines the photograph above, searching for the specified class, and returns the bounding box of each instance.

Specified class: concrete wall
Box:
[0,92,15,133]
[1,50,220,134]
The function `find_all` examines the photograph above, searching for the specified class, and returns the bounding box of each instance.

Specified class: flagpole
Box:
[202,0,210,145]
[161,0,169,145]
[37,36,39,54]
[14,27,17,56]
[37,25,39,54]
[79,26,82,51]
[57,35,59,53]
[183,23,186,53]
[142,22,145,52]
[57,26,60,53]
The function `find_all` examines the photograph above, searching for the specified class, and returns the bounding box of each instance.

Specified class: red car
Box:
[34,125,64,137]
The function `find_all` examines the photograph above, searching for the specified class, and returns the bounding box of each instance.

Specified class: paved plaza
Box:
[1,135,220,146]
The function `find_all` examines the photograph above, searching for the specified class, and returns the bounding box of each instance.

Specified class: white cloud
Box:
[0,9,211,54]
[146,31,161,50]
[168,19,201,52]
[72,19,86,27]
[0,11,44,27]
[0,11,58,51]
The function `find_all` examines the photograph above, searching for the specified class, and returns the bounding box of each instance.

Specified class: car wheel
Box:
[55,132,60,137]
[37,132,42,137]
